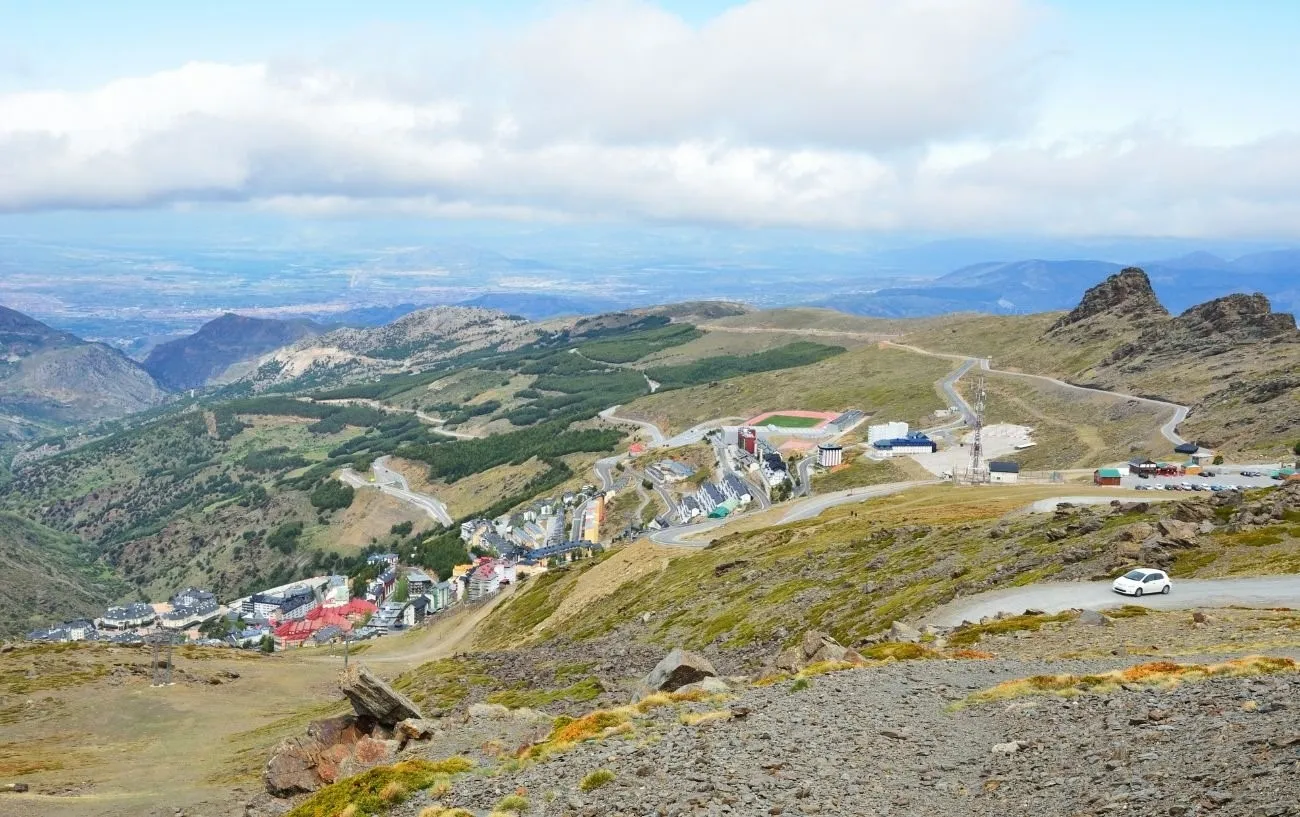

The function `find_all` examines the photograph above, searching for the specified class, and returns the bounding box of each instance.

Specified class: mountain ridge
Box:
[143,313,323,391]
[0,305,167,439]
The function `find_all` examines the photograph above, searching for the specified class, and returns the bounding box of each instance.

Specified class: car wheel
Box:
[1161,584,1171,594]
[1134,588,1143,597]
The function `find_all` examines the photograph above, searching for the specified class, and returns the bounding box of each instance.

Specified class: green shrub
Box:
[579,769,615,792]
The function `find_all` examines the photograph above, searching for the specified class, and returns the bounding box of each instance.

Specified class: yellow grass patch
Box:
[967,656,1297,704]
[680,709,733,727]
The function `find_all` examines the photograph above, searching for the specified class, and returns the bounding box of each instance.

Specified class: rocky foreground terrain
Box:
[393,654,1299,817]
[248,617,1300,817]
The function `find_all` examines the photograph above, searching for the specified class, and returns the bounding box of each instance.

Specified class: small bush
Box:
[579,769,615,792]
[860,642,941,661]
[494,793,529,814]
[791,678,811,692]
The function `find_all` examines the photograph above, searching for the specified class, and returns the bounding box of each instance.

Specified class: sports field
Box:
[759,414,825,428]
[744,409,840,428]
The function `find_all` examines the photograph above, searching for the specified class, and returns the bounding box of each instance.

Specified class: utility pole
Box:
[149,631,175,686]
[969,374,986,482]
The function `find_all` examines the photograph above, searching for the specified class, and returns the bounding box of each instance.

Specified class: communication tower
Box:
[969,374,987,480]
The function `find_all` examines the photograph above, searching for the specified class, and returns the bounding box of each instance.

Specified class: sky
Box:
[2,0,1300,239]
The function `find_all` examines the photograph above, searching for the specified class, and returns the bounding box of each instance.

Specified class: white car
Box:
[1112,568,1172,597]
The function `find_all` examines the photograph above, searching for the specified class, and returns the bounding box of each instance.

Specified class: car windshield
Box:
[1123,570,1147,580]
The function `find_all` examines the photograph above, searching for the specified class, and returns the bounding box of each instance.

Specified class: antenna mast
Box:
[969,373,986,480]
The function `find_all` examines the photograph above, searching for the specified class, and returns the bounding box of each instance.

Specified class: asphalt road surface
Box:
[927,576,1300,627]
[883,342,1191,446]
[339,455,453,527]
[650,479,935,547]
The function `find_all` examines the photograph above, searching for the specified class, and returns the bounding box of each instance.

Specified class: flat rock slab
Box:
[339,664,422,725]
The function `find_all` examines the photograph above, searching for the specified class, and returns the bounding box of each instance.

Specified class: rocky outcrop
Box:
[266,666,431,797]
[766,631,866,676]
[264,714,400,796]
[1178,293,1298,343]
[633,648,718,700]
[339,664,422,725]
[1049,268,1168,331]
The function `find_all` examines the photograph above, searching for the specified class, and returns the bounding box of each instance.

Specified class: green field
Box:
[757,414,825,428]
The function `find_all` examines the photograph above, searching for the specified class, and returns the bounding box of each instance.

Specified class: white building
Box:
[816,443,844,468]
[867,422,909,445]
[989,461,1020,484]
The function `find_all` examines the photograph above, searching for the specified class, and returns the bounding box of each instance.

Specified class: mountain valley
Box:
[2,267,1299,817]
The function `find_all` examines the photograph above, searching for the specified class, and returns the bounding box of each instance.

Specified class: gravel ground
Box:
[389,652,1300,817]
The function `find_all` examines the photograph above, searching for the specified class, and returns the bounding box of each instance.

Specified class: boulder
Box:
[888,621,922,644]
[676,677,731,695]
[264,736,327,797]
[634,648,718,700]
[395,718,440,745]
[1076,609,1111,627]
[763,631,865,677]
[339,665,422,725]
[1155,518,1200,548]
[264,714,397,796]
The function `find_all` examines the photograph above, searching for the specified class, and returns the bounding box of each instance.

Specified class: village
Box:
[24,401,1299,653]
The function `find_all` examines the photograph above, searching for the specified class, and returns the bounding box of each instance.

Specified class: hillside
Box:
[0,305,166,440]
[479,482,1300,660]
[240,305,542,391]
[902,268,1300,456]
[0,512,127,636]
[143,313,322,390]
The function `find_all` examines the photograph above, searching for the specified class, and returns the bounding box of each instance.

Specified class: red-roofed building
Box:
[628,443,646,456]
[275,602,368,647]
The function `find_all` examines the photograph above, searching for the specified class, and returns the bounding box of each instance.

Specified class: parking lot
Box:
[1116,467,1288,492]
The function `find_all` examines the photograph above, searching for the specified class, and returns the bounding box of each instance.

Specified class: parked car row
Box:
[1136,482,1237,492]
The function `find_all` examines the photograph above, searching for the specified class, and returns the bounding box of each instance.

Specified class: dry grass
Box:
[621,344,953,435]
[968,656,1298,704]
[948,612,1076,646]
[680,709,733,726]
[283,757,475,817]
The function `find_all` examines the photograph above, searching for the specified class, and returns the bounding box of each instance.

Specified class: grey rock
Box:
[338,664,421,725]
[633,648,718,701]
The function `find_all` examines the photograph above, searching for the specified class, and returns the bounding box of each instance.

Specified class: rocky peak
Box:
[1049,267,1168,331]
[1177,293,1298,342]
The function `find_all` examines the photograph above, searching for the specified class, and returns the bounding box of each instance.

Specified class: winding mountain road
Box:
[339,455,453,527]
[882,342,1190,446]
[311,397,482,439]
[926,576,1300,627]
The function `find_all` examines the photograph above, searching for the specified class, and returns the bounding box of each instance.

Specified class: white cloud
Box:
[0,0,1298,237]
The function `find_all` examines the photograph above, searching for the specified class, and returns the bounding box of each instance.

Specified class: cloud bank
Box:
[2,0,1299,236]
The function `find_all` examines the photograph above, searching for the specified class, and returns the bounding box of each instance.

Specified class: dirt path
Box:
[301,588,515,670]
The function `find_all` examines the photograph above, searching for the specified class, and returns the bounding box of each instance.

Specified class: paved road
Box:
[938,358,979,426]
[599,405,666,447]
[339,455,453,527]
[650,479,936,547]
[594,454,622,491]
[927,576,1300,627]
[779,480,936,523]
[883,342,1191,446]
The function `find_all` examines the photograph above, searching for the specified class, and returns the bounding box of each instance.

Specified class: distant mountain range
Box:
[0,305,166,440]
[142,313,323,391]
[816,252,1300,318]
[457,292,625,320]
